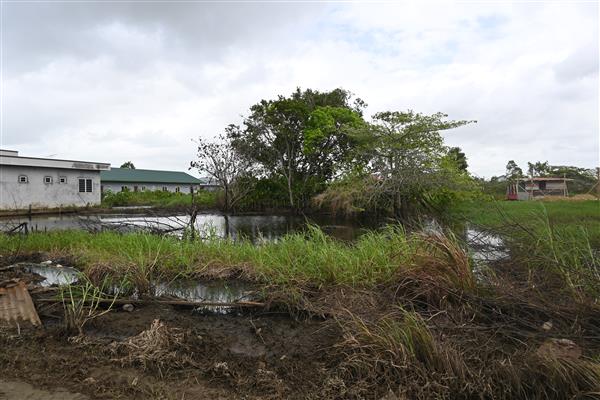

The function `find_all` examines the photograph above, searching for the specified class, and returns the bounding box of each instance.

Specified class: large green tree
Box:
[317,111,475,218]
[227,88,366,210]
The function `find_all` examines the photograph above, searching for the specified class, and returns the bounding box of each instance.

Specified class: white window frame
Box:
[18,175,28,183]
[44,176,53,184]
[59,176,67,184]
[79,178,93,193]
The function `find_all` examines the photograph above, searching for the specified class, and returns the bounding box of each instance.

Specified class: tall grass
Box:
[0,225,473,288]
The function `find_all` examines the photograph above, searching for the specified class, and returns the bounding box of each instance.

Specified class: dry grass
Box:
[110,319,192,373]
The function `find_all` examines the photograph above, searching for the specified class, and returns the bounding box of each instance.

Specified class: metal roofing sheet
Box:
[0,281,41,327]
[101,168,202,184]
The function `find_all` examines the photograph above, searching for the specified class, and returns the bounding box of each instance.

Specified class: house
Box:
[100,168,215,193]
[506,177,572,200]
[0,149,110,210]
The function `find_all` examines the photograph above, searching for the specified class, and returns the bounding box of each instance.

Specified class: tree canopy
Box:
[120,161,135,169]
[227,88,366,209]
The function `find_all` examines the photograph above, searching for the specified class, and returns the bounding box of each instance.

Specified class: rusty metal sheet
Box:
[0,281,41,327]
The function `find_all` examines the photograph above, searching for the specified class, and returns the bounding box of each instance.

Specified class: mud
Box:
[0,380,88,400]
[2,255,600,399]
[0,302,342,400]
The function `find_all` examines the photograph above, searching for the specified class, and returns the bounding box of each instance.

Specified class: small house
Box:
[506,177,572,200]
[0,149,110,211]
[100,168,216,194]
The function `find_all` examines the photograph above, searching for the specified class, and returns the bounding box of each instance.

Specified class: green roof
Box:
[101,168,202,184]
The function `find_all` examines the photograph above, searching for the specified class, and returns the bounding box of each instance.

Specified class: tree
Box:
[447,147,468,172]
[335,110,475,218]
[505,160,523,180]
[190,135,254,212]
[227,88,366,210]
[527,161,550,177]
[120,161,135,169]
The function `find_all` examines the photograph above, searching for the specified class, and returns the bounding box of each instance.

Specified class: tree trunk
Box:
[223,183,230,212]
[286,174,295,210]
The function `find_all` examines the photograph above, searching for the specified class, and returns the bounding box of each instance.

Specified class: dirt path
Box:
[0,380,88,400]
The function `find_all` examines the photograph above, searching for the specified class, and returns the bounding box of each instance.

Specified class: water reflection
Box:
[24,263,79,286]
[0,212,374,242]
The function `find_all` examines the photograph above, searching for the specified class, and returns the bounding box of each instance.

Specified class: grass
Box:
[450,199,600,240]
[101,189,218,209]
[0,226,473,289]
[448,199,600,299]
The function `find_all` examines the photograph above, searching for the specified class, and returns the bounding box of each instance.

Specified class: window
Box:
[134,186,139,192]
[79,178,92,193]
[141,186,146,191]
[175,187,180,193]
[18,175,28,183]
[44,176,53,184]
[59,176,67,184]
[121,186,128,192]
[162,186,168,192]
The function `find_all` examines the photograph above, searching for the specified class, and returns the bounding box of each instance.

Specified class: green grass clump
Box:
[0,226,472,288]
[101,189,218,209]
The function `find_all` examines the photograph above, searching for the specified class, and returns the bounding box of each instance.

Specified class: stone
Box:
[542,321,553,331]
[537,338,581,360]
[41,260,52,265]
[122,304,134,312]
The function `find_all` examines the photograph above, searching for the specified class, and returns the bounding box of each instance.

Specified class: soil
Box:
[2,256,600,399]
[1,301,342,400]
[0,380,88,400]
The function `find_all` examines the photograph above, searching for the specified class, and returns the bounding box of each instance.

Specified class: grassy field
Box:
[450,199,600,245]
[101,189,218,209]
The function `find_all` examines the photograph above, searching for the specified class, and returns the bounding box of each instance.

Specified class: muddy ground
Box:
[2,255,600,399]
[1,294,343,399]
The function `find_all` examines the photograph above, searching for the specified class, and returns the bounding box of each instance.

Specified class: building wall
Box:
[101,182,199,194]
[0,165,102,210]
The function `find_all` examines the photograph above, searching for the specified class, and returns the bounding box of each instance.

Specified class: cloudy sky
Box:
[0,1,598,178]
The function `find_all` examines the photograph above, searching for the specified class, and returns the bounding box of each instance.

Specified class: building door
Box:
[538,181,546,191]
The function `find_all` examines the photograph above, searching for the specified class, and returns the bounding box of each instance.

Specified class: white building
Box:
[0,149,110,211]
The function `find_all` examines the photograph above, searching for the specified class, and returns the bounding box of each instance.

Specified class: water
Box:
[0,212,375,242]
[24,263,79,286]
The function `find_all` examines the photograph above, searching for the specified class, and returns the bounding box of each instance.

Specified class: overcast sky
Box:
[0,1,598,178]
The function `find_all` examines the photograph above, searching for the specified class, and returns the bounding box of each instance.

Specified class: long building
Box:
[0,149,110,210]
[100,167,216,194]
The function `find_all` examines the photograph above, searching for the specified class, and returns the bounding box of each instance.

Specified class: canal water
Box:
[0,212,381,242]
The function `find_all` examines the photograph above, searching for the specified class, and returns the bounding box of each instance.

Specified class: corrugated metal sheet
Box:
[0,281,41,327]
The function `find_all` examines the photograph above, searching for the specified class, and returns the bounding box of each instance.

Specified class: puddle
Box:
[23,263,79,287]
[466,227,509,263]
[153,279,255,314]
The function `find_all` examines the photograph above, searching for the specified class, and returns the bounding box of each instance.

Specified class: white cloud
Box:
[1,2,597,177]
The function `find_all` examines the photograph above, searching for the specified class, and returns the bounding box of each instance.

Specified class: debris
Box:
[41,260,53,265]
[0,281,42,327]
[122,304,134,312]
[542,321,553,331]
[537,338,581,360]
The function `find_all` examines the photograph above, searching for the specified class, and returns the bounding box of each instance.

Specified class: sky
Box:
[0,1,598,178]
